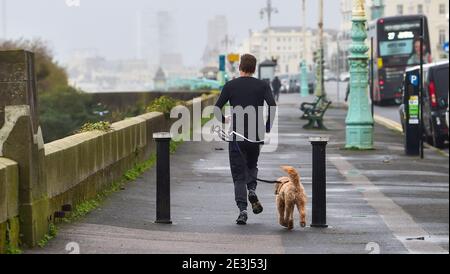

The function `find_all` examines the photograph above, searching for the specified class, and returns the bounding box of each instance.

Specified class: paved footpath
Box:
[28,93,449,254]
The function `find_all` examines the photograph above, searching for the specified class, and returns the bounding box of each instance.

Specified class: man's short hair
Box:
[239,54,257,74]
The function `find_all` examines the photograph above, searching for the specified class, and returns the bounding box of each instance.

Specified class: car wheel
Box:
[432,125,445,149]
[394,98,402,105]
[424,119,433,145]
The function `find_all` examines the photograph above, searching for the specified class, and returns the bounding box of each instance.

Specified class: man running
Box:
[214,54,277,225]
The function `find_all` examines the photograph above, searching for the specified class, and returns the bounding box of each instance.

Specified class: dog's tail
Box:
[281,166,301,191]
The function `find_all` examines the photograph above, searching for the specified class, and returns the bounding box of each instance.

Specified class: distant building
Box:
[382,0,449,57]
[136,10,159,65]
[157,11,183,69]
[202,15,229,67]
[136,10,183,69]
[238,27,338,75]
[66,50,154,92]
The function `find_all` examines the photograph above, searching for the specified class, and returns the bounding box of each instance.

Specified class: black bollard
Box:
[309,137,329,228]
[153,132,172,224]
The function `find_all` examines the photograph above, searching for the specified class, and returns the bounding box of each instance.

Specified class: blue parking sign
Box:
[409,74,419,87]
[443,42,449,53]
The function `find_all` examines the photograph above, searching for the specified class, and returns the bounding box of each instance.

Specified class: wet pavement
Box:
[28,93,449,254]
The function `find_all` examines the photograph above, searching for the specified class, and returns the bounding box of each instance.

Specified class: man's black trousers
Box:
[228,141,261,211]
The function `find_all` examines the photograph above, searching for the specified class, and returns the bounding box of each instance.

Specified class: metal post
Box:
[153,132,172,224]
[300,0,309,97]
[419,18,425,159]
[370,37,375,119]
[309,137,329,228]
[337,38,341,103]
[314,0,326,100]
[318,0,326,100]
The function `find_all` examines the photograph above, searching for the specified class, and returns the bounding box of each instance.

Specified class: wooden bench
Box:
[303,100,332,130]
[300,96,324,120]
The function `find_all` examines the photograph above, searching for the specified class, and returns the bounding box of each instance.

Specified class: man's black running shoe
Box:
[248,191,263,214]
[236,210,248,225]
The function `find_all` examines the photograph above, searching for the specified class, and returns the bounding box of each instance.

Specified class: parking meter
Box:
[403,67,421,156]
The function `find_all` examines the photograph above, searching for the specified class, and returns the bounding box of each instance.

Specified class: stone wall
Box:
[0,50,48,248]
[0,158,20,253]
[43,93,217,246]
[91,91,209,113]
[44,112,166,217]
[1,48,220,251]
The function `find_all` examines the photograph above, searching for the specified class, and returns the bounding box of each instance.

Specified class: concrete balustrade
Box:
[0,158,20,253]
[0,51,218,251]
[42,94,217,226]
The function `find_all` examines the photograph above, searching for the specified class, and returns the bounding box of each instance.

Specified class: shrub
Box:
[146,96,185,118]
[78,121,112,133]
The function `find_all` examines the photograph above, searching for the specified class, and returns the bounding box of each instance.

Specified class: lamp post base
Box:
[300,61,309,97]
[345,125,374,150]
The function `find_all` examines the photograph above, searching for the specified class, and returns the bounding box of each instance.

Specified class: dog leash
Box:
[211,125,281,184]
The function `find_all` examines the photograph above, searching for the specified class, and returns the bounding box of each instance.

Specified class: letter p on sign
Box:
[410,74,419,87]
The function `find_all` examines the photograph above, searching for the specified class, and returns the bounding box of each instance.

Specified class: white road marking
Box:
[329,154,448,254]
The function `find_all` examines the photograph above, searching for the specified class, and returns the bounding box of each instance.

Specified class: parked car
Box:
[280,75,290,93]
[288,77,300,94]
[324,70,338,82]
[339,72,350,82]
[279,73,316,94]
[399,61,449,148]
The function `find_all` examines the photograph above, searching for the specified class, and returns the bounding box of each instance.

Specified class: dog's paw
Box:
[300,222,306,228]
[287,220,294,230]
[279,219,288,228]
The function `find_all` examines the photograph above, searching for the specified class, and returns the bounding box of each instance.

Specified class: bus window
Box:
[380,39,414,57]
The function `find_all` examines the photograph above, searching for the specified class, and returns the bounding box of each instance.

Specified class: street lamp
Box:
[300,0,309,97]
[315,0,326,100]
[260,0,278,29]
[260,0,278,60]
[345,0,374,150]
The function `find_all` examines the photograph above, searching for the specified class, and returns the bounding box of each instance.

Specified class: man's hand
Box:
[225,115,231,124]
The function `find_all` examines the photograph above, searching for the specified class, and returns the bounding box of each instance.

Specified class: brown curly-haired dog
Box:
[275,166,307,230]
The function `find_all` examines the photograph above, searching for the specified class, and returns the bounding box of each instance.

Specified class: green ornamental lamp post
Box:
[370,0,385,20]
[345,0,374,149]
[301,61,309,97]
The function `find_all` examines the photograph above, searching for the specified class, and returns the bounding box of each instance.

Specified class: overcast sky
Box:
[3,0,342,66]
